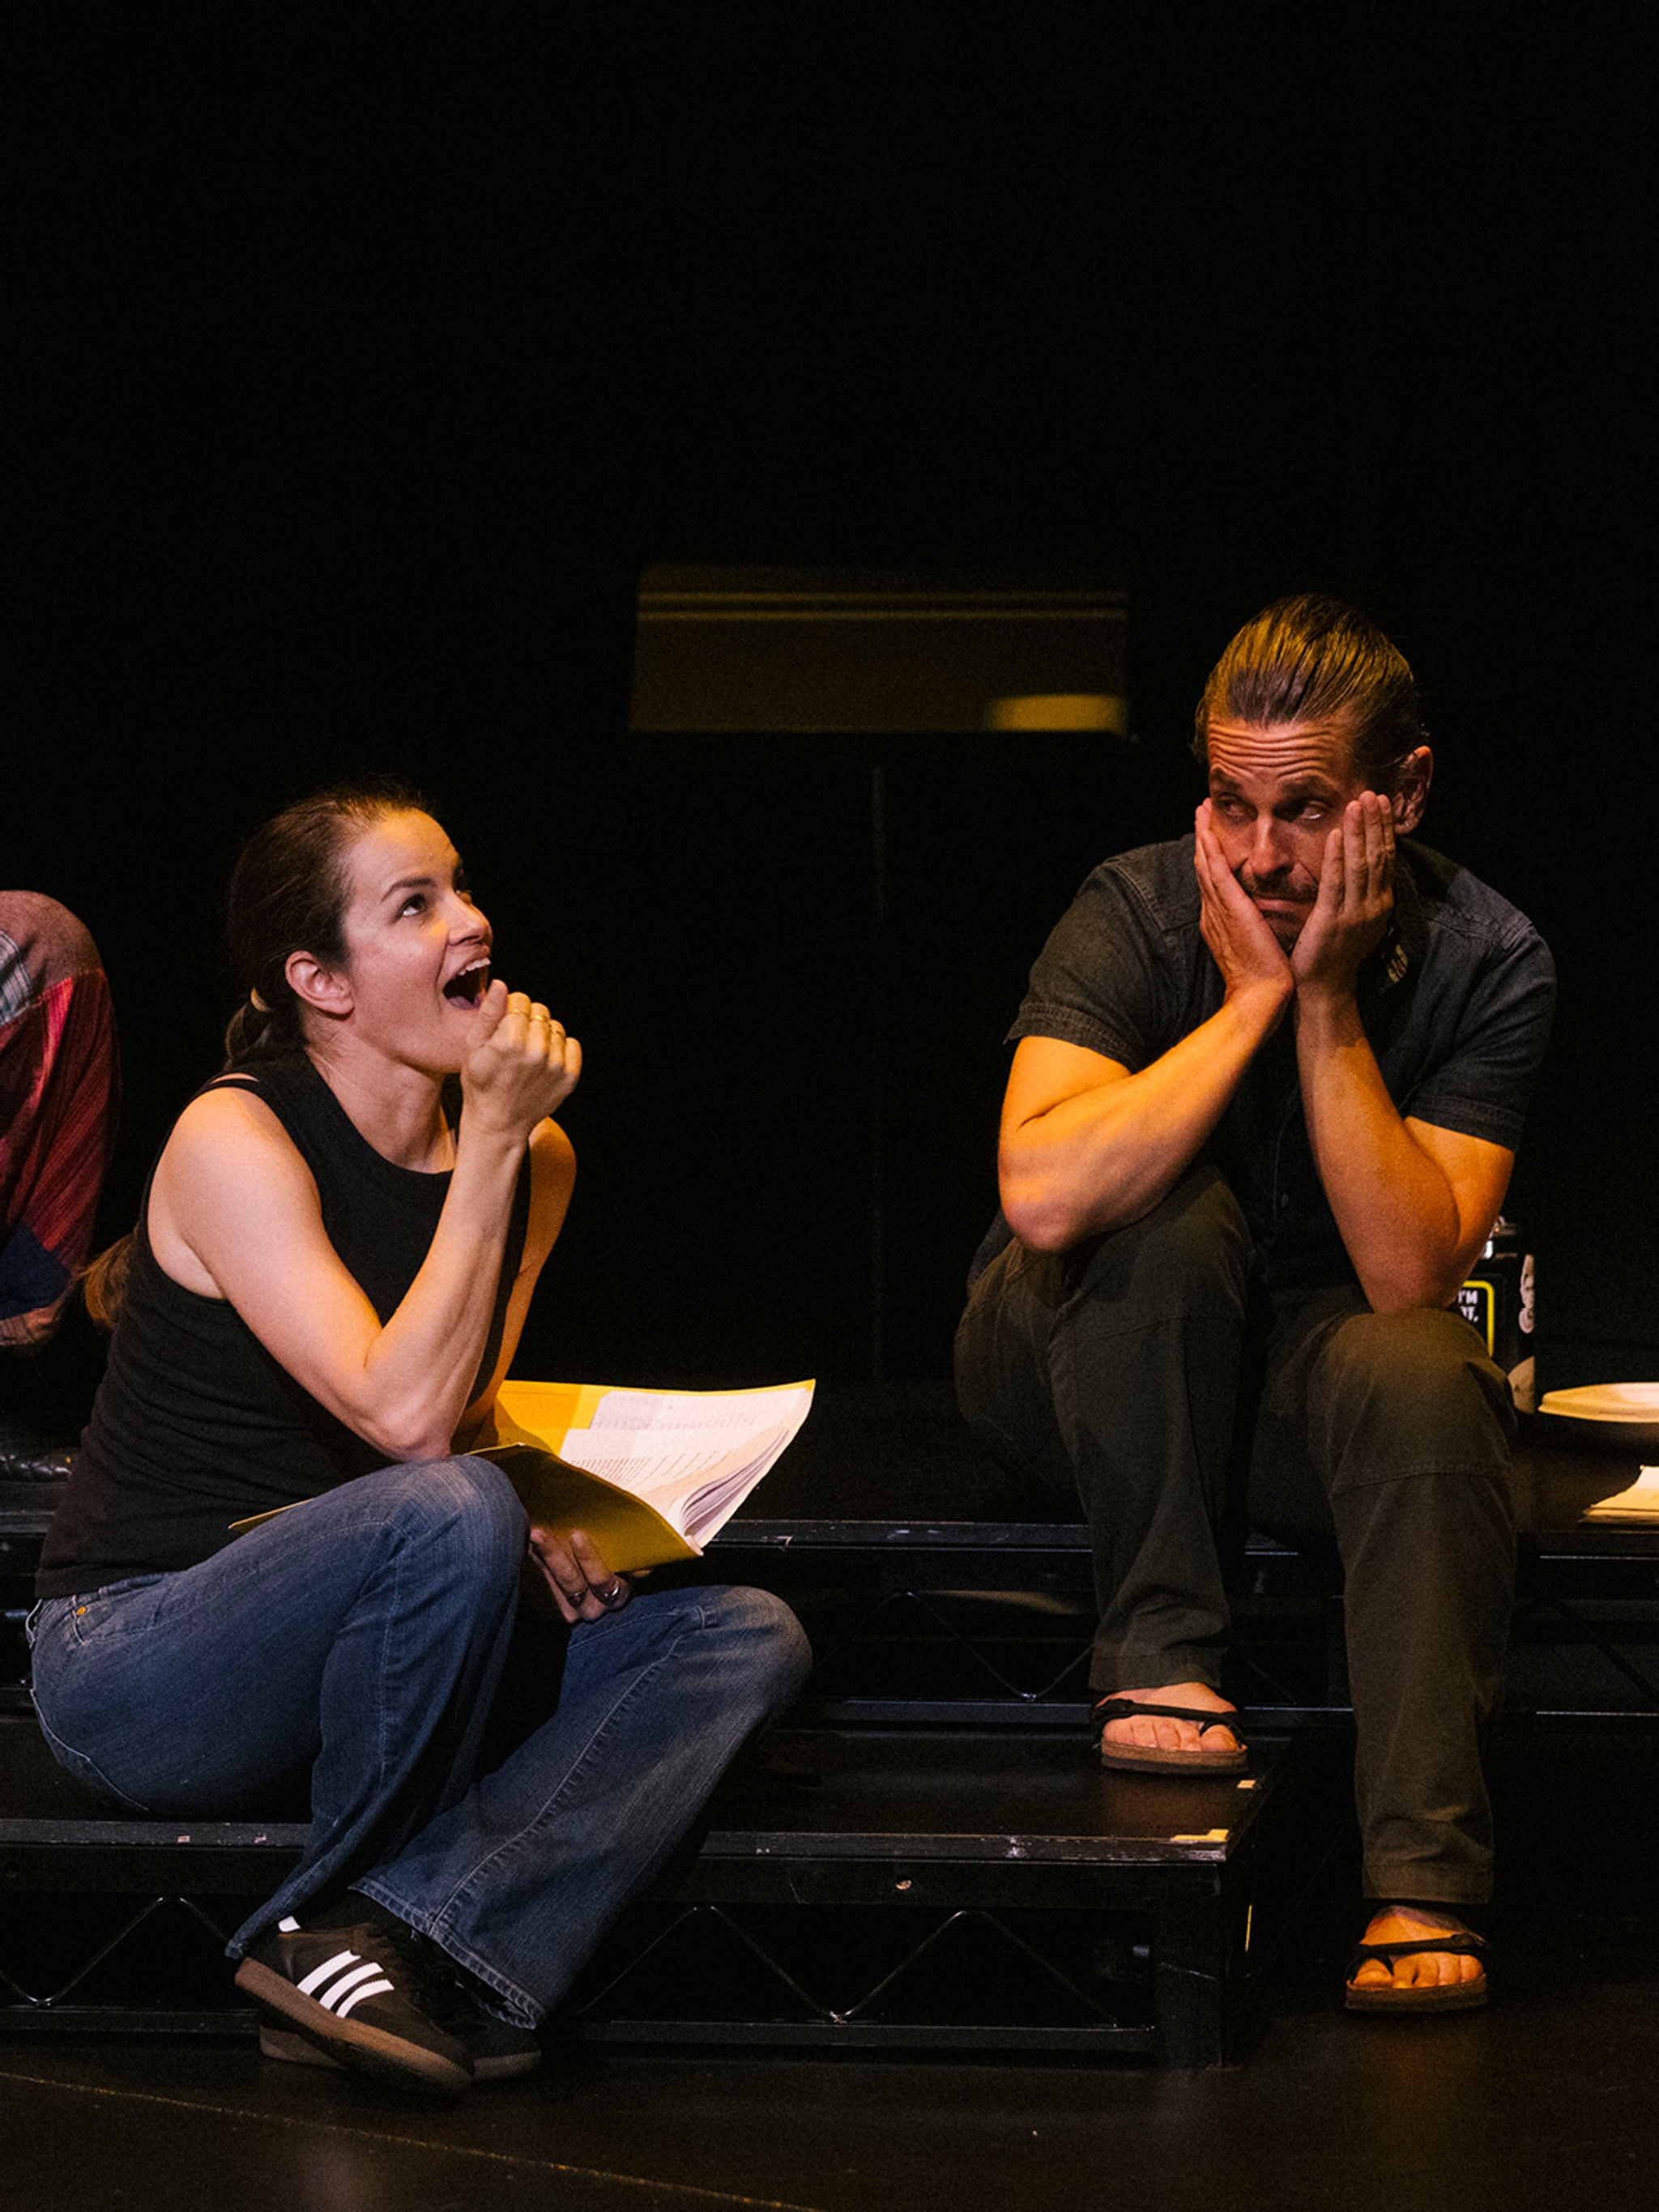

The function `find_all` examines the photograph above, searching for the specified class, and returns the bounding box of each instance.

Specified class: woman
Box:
[28,782,808,2096]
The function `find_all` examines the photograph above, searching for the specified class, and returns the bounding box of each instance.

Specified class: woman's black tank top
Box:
[36,1051,531,1597]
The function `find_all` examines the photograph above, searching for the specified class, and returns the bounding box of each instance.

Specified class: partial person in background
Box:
[1,893,119,1472]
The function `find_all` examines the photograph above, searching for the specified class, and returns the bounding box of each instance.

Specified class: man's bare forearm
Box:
[1000,980,1288,1250]
[1294,990,1468,1311]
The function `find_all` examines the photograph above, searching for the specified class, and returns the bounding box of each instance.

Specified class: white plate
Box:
[1538,1383,1659,1457]
[1538,1383,1659,1423]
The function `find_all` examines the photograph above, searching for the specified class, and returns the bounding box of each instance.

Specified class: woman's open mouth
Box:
[443,957,491,1008]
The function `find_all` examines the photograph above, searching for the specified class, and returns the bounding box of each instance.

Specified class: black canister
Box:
[1456,1216,1535,1406]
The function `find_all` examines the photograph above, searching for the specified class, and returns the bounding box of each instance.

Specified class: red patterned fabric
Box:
[0,895,119,1350]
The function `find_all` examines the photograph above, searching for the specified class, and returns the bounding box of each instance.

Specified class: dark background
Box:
[6,10,1654,1394]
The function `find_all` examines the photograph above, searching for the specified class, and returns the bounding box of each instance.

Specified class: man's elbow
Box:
[1000,1170,1096,1255]
[1357,1264,1463,1319]
[1003,1206,1074,1254]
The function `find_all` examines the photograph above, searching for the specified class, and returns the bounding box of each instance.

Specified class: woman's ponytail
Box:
[80,1233,134,1332]
[220,988,296,1070]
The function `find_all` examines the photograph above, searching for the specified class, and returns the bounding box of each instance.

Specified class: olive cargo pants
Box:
[955,1165,1516,1905]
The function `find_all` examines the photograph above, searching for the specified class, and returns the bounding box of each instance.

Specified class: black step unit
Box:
[3,1409,1656,2061]
[0,1704,1338,2065]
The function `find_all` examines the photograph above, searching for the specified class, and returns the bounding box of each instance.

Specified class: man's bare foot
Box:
[1347,1906,1487,1998]
[1098,1681,1241,1761]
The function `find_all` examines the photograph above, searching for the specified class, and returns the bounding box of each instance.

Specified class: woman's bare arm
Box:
[149,987,578,1460]
[452,1115,577,1448]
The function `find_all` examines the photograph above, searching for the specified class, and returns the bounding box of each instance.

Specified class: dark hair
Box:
[86,778,429,1327]
[221,776,430,1067]
[83,776,429,1329]
[1192,595,1427,790]
[80,1237,130,1331]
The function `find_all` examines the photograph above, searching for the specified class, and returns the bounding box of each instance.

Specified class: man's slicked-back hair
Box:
[1192,595,1427,790]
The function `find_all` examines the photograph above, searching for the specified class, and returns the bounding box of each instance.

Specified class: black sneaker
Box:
[414,1950,544,2081]
[236,1905,472,2096]
[261,1956,541,2082]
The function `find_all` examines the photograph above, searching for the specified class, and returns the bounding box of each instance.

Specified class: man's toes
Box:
[1397,1950,1469,1989]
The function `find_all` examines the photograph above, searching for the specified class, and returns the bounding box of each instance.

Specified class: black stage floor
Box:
[4,1722,1657,2212]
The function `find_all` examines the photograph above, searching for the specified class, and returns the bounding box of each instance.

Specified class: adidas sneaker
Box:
[235,1903,472,2096]
[260,1948,541,2082]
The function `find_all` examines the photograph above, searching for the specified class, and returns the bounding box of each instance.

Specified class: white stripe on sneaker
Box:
[314,1963,386,2014]
[296,1948,362,1999]
[333,1978,396,2020]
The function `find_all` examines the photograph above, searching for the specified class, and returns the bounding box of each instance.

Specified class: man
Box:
[955,597,1554,2011]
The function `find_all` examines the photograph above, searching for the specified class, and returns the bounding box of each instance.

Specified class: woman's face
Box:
[324,809,494,1072]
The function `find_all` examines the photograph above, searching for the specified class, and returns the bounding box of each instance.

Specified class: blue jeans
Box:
[28,1455,810,2025]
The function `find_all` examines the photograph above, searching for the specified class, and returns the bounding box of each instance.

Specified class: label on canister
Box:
[1456,1217,1533,1400]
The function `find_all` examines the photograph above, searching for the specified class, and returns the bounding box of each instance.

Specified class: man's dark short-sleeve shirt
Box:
[1005,835,1555,1293]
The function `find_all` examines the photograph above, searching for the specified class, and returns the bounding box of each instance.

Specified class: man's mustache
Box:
[1239,868,1314,903]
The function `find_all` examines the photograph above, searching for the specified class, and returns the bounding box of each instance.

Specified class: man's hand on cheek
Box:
[1290,793,1397,999]
[1194,803,1295,1008]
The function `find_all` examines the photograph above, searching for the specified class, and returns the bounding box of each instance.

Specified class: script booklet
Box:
[228,1377,814,1571]
[474,1376,815,1571]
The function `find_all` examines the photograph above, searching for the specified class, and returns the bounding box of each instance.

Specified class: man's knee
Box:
[1308,1306,1515,1481]
[1061,1164,1251,1328]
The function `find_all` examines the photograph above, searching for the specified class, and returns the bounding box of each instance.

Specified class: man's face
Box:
[1204,717,1368,950]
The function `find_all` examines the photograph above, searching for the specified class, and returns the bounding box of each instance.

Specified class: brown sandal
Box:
[1344,1930,1489,2014]
[1093,1697,1247,1775]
